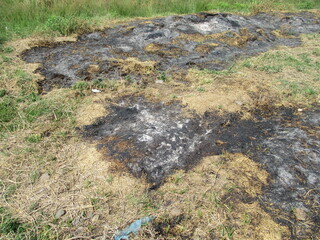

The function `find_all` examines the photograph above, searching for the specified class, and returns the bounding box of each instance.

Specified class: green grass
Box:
[0,207,59,240]
[25,134,42,143]
[243,51,320,74]
[0,67,77,134]
[0,0,319,45]
[0,207,27,239]
[218,224,235,239]
[0,94,75,133]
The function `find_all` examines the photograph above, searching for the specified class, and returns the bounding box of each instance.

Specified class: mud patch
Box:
[22,12,320,91]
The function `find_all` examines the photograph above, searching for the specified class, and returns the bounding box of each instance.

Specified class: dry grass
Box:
[111,57,157,76]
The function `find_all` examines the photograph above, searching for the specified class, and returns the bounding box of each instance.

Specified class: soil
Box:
[21,11,320,91]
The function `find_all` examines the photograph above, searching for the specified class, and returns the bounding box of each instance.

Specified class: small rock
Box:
[39,172,50,182]
[170,207,182,217]
[55,209,66,219]
[235,100,244,106]
[75,227,85,235]
[92,214,99,222]
[155,80,164,84]
[298,108,303,112]
[294,208,307,221]
[72,217,81,226]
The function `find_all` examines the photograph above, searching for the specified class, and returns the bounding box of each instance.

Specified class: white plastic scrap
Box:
[92,89,102,93]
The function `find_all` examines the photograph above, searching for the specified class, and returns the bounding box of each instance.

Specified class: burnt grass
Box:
[81,97,320,238]
[22,11,320,91]
[20,10,320,239]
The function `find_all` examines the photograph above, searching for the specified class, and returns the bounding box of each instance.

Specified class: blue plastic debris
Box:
[114,216,154,240]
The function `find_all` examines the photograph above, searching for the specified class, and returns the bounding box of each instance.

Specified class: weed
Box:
[23,92,41,103]
[16,70,35,96]
[173,188,188,194]
[45,15,89,36]
[90,198,100,208]
[158,71,167,82]
[245,50,320,75]
[84,180,93,188]
[25,134,42,143]
[103,191,113,198]
[0,46,14,53]
[24,101,51,123]
[92,79,107,89]
[0,207,26,236]
[3,184,17,200]
[29,202,40,212]
[173,173,185,184]
[1,55,12,63]
[0,207,58,239]
[278,79,319,98]
[259,65,283,73]
[197,210,203,218]
[224,184,237,193]
[223,202,234,212]
[0,89,6,98]
[197,87,205,92]
[0,97,17,123]
[101,80,118,91]
[242,60,252,68]
[210,194,223,208]
[207,65,236,76]
[304,87,318,96]
[72,81,90,91]
[297,0,318,9]
[30,171,41,184]
[312,49,320,56]
[127,194,156,212]
[218,224,235,239]
[202,79,213,84]
[106,175,114,183]
[217,105,224,110]
[242,212,251,225]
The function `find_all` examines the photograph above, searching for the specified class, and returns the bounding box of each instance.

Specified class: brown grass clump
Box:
[195,43,219,53]
[75,94,108,126]
[218,28,258,47]
[111,57,157,75]
[176,29,257,48]
[145,43,187,57]
[175,32,221,43]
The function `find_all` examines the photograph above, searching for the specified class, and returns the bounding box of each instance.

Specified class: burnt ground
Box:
[22,11,320,91]
[19,10,320,239]
[81,97,320,238]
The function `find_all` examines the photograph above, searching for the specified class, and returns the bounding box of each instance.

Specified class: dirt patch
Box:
[21,11,320,91]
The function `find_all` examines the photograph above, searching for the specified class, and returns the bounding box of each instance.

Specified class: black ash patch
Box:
[22,12,320,91]
[83,97,216,184]
[81,97,274,184]
[81,97,320,238]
